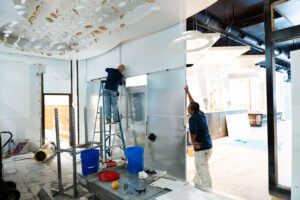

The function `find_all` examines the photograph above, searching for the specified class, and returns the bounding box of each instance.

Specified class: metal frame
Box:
[40,73,45,146]
[264,0,300,198]
[76,60,80,144]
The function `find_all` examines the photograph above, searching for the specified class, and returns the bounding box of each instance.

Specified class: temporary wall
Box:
[85,23,186,179]
[291,50,300,200]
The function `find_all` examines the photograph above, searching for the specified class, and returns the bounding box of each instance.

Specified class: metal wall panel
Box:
[85,80,100,142]
[145,68,186,180]
[126,87,146,147]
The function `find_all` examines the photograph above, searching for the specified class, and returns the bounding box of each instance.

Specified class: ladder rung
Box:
[106,145,125,149]
[106,133,121,136]
[89,142,102,145]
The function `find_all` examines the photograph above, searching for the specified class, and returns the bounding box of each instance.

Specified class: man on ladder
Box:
[103,64,126,123]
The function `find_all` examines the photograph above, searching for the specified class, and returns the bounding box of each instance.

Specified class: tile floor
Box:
[2,120,291,200]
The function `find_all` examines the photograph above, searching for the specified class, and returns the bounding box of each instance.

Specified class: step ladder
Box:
[92,80,126,162]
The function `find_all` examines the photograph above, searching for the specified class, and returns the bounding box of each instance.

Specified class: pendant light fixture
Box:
[170,2,215,53]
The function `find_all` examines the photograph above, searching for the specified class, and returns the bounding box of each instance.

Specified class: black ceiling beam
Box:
[233,10,281,28]
[192,10,289,60]
[271,24,300,43]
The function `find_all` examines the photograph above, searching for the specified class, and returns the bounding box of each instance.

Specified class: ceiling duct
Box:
[193,10,289,61]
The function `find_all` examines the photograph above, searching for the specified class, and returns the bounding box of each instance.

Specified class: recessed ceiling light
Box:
[56,45,64,50]
[17,10,26,15]
[74,5,85,10]
[15,5,25,9]
[149,6,160,11]
[11,21,19,25]
[118,1,127,7]
[96,7,101,12]
[3,30,13,34]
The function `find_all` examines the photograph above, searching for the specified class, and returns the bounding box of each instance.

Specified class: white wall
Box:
[0,53,71,150]
[44,60,71,93]
[291,50,300,200]
[86,47,121,81]
[120,23,185,76]
[86,23,186,80]
[0,60,41,150]
[77,60,87,144]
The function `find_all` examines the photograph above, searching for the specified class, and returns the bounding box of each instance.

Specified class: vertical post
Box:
[265,0,279,188]
[264,1,292,198]
[40,73,45,147]
[54,108,63,194]
[70,60,74,147]
[100,108,103,161]
[0,133,2,183]
[76,60,80,145]
[70,108,78,198]
[84,107,89,145]
[264,0,278,189]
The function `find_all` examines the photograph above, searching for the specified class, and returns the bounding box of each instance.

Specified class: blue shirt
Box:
[189,111,213,151]
[104,68,124,91]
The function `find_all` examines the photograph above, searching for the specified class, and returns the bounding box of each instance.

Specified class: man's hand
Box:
[184,86,189,94]
[193,142,201,150]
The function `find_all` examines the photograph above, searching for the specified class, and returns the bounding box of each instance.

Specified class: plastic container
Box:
[125,146,144,174]
[80,149,100,176]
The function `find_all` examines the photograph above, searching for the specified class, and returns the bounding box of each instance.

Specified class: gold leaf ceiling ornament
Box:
[2,0,161,55]
[45,17,54,23]
[85,25,93,28]
[99,26,108,31]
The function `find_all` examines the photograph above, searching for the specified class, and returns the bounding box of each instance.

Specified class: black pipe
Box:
[194,11,288,60]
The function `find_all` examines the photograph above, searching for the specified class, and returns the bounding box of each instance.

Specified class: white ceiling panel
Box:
[0,0,218,60]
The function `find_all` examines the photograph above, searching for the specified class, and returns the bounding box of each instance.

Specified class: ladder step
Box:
[106,145,125,149]
[89,142,102,145]
[106,133,121,136]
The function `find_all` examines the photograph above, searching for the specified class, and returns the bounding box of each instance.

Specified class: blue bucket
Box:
[80,149,100,176]
[125,146,144,174]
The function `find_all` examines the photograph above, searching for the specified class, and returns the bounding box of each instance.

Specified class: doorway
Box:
[43,94,71,148]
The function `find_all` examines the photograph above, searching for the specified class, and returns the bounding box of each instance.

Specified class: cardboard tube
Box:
[34,143,55,162]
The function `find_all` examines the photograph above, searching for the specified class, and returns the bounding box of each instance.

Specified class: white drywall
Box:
[86,47,121,81]
[0,60,41,150]
[291,50,300,200]
[76,60,87,144]
[0,53,72,150]
[43,60,71,94]
[120,23,185,76]
[0,53,71,93]
[86,23,186,80]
